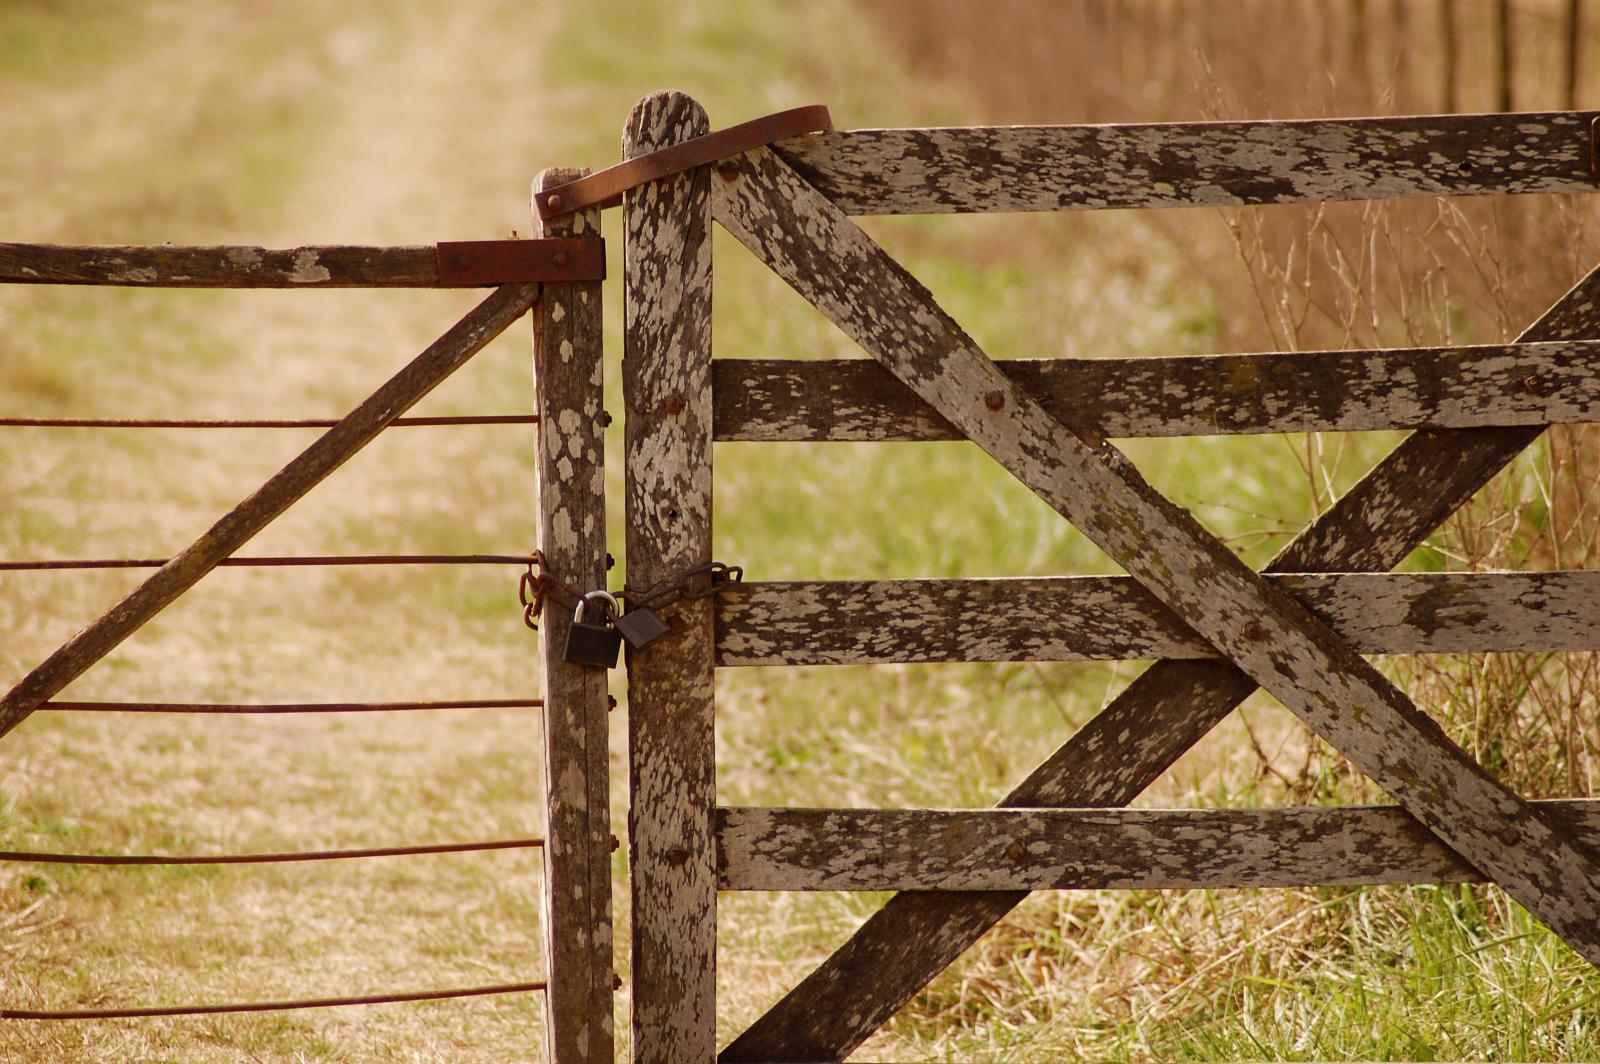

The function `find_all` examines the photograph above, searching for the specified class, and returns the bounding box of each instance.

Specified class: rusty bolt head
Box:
[552,251,569,267]
[717,160,742,183]
[1005,841,1026,863]
[666,848,689,867]
[664,395,685,416]
[1523,374,1541,394]
[985,390,1006,411]
[546,192,564,210]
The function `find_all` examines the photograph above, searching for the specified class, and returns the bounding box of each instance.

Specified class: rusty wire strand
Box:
[0,554,530,571]
[40,699,542,714]
[0,838,541,865]
[0,415,537,429]
[2,981,547,1020]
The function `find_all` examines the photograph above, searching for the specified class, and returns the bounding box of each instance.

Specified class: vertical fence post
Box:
[533,166,614,1064]
[621,90,717,1063]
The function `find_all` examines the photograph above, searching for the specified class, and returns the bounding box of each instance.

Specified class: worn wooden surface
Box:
[0,283,538,741]
[533,169,613,1064]
[622,91,717,1064]
[712,340,1600,441]
[716,570,1600,666]
[718,801,1600,892]
[0,242,595,287]
[720,260,1600,1063]
[714,149,1600,1060]
[776,111,1600,216]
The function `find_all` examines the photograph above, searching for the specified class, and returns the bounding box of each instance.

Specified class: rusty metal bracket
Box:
[533,105,833,220]
[435,238,604,286]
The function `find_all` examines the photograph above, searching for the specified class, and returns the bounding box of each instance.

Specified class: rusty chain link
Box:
[522,552,742,631]
[519,549,592,630]
[623,560,743,614]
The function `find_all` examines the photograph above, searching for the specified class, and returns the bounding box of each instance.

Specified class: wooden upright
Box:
[621,91,718,1063]
[534,168,614,1064]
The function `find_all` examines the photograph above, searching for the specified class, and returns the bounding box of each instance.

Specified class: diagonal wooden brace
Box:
[723,257,1600,1060]
[0,283,540,739]
[712,144,1600,1039]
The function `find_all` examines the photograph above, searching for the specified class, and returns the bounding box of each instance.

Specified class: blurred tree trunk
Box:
[1441,0,1457,111]
[1497,0,1513,112]
[1351,0,1370,100]
[1391,0,1410,110]
[1568,0,1584,110]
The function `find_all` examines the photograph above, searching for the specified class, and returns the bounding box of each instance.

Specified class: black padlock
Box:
[615,606,671,651]
[563,590,623,668]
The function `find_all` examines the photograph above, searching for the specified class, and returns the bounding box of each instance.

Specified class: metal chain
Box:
[523,552,742,630]
[623,560,743,614]
[519,549,588,630]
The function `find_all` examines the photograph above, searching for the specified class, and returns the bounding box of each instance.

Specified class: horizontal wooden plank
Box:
[711,341,1600,441]
[715,570,1600,665]
[775,111,1600,216]
[717,800,1600,892]
[0,240,601,288]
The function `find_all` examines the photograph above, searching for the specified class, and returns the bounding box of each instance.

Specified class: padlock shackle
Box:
[572,589,620,625]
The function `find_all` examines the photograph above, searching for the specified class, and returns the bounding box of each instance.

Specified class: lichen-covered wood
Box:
[718,801,1600,892]
[622,91,717,1064]
[716,570,1600,666]
[720,259,1600,1064]
[0,241,595,287]
[0,283,539,741]
[712,340,1600,442]
[533,169,613,1064]
[776,111,1599,216]
[713,146,1600,1061]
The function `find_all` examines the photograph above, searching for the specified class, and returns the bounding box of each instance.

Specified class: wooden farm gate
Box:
[594,92,1600,1062]
[0,189,614,1063]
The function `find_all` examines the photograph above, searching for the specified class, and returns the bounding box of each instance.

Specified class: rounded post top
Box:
[623,91,710,159]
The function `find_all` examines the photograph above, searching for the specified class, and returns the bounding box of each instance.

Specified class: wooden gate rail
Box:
[712,340,1600,441]
[776,111,1600,215]
[603,91,1600,1062]
[716,801,1600,893]
[715,570,1600,665]
[0,239,602,287]
[719,130,1600,953]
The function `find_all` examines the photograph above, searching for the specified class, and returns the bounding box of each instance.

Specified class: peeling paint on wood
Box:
[712,148,1600,1061]
[0,284,538,742]
[0,241,600,287]
[534,168,613,1064]
[719,250,1600,1064]
[622,91,718,1064]
[776,111,1599,216]
[717,801,1600,892]
[712,340,1600,441]
[716,570,1600,665]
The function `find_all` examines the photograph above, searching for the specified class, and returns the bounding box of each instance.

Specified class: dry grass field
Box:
[3,0,1600,1060]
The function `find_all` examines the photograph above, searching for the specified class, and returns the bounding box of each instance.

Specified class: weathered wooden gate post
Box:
[621,91,718,1063]
[533,166,615,1064]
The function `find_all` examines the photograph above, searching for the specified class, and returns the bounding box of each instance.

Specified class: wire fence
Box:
[2,390,561,1024]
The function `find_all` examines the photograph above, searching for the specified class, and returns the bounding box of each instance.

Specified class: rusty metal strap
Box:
[534,105,833,219]
[435,238,604,285]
